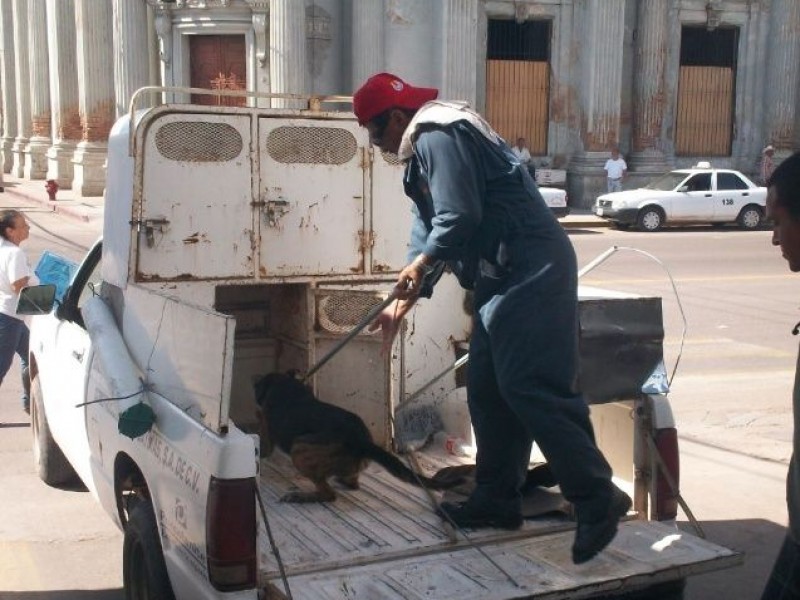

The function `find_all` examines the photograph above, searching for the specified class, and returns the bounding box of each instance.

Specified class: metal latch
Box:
[131,217,170,248]
[264,199,290,227]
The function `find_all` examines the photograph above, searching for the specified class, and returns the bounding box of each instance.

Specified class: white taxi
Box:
[594,162,767,231]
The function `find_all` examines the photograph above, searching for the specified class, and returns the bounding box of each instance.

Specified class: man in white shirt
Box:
[511,137,535,180]
[604,148,627,193]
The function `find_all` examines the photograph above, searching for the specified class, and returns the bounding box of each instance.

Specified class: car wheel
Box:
[31,374,78,487]
[738,205,763,230]
[637,207,664,232]
[123,497,176,600]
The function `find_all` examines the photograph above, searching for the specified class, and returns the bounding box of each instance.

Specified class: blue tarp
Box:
[34,251,78,301]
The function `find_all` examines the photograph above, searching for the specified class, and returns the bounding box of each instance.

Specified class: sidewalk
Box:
[0,172,608,229]
[1,172,104,225]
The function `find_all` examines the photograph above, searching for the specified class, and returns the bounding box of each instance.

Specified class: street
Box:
[0,202,794,598]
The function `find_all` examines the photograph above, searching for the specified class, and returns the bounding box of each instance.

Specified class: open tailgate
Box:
[257,459,741,599]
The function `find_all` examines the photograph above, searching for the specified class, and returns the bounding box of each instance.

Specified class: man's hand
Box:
[368,297,416,354]
[394,254,433,300]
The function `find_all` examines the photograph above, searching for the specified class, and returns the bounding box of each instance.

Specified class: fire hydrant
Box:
[45,179,58,201]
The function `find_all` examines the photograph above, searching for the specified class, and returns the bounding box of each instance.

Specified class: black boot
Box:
[572,487,632,564]
[437,499,523,530]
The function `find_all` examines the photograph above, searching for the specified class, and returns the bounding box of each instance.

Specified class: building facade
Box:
[0,0,797,205]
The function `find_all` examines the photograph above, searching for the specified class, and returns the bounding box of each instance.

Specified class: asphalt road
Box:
[0,207,794,599]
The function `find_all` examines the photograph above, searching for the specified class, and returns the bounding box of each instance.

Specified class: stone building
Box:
[0,0,797,206]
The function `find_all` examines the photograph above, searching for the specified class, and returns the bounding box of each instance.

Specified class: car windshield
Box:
[643,171,690,191]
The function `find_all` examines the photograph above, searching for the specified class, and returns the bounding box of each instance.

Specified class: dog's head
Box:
[253,370,308,412]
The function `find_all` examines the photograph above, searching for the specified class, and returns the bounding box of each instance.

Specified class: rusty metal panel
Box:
[137,113,254,281]
[485,59,549,153]
[675,66,733,156]
[257,118,367,277]
[370,148,414,274]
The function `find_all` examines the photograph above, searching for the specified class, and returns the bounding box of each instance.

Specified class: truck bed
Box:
[256,452,740,600]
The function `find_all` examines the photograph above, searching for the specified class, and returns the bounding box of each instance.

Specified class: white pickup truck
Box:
[20,92,739,599]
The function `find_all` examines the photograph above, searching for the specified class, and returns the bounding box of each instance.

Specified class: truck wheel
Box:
[31,374,77,487]
[738,205,763,230]
[123,498,175,600]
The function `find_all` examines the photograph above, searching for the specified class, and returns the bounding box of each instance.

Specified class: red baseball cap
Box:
[353,73,438,125]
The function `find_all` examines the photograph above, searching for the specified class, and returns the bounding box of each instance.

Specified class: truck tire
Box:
[31,374,77,487]
[123,498,176,600]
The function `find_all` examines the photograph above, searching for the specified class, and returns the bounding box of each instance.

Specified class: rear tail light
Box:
[653,428,680,521]
[207,477,257,591]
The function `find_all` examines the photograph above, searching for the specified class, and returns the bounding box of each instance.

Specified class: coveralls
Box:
[404,119,615,522]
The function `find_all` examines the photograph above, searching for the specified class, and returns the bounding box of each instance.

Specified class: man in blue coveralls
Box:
[353,72,631,565]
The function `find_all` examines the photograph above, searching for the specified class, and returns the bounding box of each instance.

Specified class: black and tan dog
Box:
[254,371,460,503]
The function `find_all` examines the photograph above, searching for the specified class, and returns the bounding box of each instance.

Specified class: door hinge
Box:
[130,218,170,248]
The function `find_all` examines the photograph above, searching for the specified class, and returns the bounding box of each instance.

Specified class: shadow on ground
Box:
[680,518,786,600]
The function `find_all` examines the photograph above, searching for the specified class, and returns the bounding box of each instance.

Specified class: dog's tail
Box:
[361,443,462,490]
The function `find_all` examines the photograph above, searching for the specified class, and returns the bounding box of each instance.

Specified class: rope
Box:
[255,484,293,600]
[645,431,705,539]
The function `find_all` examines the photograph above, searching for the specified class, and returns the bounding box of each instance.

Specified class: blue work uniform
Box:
[404,121,615,522]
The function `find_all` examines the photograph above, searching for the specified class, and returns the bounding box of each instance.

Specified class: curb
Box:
[4,186,98,224]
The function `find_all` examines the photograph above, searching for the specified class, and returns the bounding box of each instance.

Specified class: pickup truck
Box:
[20,91,740,599]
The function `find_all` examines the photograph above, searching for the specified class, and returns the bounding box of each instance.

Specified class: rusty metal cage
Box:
[155,121,243,162]
[315,290,387,335]
[267,126,357,165]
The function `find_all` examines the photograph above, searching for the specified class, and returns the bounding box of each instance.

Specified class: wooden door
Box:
[675,66,733,156]
[189,35,247,106]
[485,60,549,153]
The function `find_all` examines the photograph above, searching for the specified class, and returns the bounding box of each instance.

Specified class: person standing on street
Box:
[762,151,800,600]
[762,145,776,187]
[0,210,32,414]
[353,72,631,565]
[604,148,627,193]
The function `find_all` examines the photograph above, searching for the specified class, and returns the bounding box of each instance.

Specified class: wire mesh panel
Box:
[316,290,386,335]
[266,126,357,165]
[155,121,243,162]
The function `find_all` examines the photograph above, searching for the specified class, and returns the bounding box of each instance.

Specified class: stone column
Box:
[270,0,307,108]
[351,0,383,90]
[112,0,151,118]
[568,0,626,208]
[764,0,800,155]
[25,0,51,180]
[73,0,114,197]
[0,0,16,173]
[11,0,30,177]
[247,1,269,106]
[629,0,670,174]
[46,0,80,188]
[442,0,478,107]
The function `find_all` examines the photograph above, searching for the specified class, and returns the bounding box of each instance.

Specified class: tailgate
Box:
[257,456,740,599]
[266,521,739,599]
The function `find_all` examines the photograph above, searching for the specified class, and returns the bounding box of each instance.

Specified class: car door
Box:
[714,171,753,221]
[671,172,713,221]
[40,243,103,491]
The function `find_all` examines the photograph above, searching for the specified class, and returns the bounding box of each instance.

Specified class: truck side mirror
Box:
[678,185,689,193]
[16,284,57,315]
